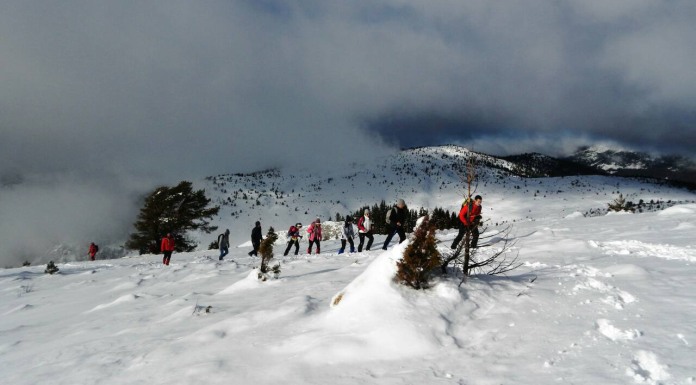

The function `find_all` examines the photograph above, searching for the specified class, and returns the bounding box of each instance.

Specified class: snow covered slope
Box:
[203,145,695,248]
[9,145,693,266]
[2,202,695,384]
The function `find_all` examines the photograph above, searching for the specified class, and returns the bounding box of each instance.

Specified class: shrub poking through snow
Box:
[608,193,635,213]
[258,227,280,281]
[396,216,441,289]
[331,292,344,307]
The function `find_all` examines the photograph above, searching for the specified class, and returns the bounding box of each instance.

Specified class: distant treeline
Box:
[330,200,460,235]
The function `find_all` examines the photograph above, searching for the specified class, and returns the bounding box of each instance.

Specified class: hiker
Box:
[357,209,374,252]
[306,218,322,254]
[382,199,408,250]
[248,221,262,257]
[218,229,230,260]
[88,242,99,261]
[451,195,483,250]
[161,233,175,265]
[283,223,303,256]
[339,216,356,254]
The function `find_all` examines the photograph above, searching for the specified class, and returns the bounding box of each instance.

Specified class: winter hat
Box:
[315,217,321,223]
[346,215,353,223]
[225,229,230,234]
[364,209,370,215]
[255,221,261,226]
[397,199,405,206]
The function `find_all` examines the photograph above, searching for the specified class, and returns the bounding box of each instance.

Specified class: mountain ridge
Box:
[567,145,696,185]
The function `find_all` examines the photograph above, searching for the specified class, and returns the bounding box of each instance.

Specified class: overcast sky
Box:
[1,1,695,264]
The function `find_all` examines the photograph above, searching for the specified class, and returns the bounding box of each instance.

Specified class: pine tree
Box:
[396,217,441,289]
[608,193,634,212]
[125,181,220,254]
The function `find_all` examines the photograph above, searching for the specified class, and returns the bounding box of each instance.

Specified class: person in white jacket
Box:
[357,209,374,252]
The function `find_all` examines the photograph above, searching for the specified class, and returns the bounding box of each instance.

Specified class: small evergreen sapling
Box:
[608,193,635,212]
[258,227,280,281]
[396,217,441,290]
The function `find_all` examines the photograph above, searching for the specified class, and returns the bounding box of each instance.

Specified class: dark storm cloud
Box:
[3,0,695,175]
[1,1,696,264]
[357,0,696,157]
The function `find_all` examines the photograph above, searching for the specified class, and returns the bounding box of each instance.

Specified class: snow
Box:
[200,145,696,251]
[2,200,696,384]
[2,146,696,384]
[658,204,696,216]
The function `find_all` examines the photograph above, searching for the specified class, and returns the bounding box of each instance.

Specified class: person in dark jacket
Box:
[451,195,483,249]
[283,223,303,256]
[382,199,407,250]
[161,233,175,265]
[218,229,230,260]
[338,216,356,254]
[248,221,262,257]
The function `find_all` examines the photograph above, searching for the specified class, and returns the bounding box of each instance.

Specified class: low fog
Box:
[2,1,695,266]
[0,173,147,267]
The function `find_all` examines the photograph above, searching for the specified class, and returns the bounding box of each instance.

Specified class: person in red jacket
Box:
[161,233,175,265]
[88,242,98,261]
[451,195,483,250]
[306,218,322,254]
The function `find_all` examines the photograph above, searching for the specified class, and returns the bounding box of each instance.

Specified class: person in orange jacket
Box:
[88,242,98,261]
[451,195,483,250]
[161,233,175,265]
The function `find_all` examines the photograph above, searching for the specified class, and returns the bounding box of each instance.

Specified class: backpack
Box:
[94,244,99,253]
[385,208,393,225]
[462,197,471,207]
[287,226,297,237]
[461,198,475,224]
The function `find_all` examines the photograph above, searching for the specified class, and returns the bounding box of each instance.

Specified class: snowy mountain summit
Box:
[569,145,696,184]
[202,144,694,248]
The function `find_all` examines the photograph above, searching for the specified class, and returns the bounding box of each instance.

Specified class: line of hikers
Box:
[216,198,412,260]
[84,195,483,267]
[47,196,483,272]
[166,195,482,265]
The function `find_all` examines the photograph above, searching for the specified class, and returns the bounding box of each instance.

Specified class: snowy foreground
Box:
[2,205,696,384]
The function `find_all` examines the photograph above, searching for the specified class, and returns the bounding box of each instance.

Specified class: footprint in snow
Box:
[570,269,637,311]
[625,350,671,384]
[595,319,641,341]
